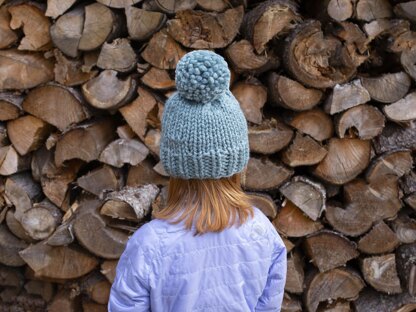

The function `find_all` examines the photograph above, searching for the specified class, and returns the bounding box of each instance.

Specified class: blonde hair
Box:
[152,170,254,235]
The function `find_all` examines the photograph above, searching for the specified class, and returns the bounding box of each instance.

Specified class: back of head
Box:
[156,50,253,235]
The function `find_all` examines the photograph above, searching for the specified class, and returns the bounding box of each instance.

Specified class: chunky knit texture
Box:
[160,50,250,179]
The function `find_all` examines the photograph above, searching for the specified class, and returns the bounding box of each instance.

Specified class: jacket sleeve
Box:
[255,234,287,312]
[108,225,153,312]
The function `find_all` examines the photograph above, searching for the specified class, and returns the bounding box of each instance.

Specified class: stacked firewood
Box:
[0,0,415,311]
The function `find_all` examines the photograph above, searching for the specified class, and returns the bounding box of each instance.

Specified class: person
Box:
[108,50,287,312]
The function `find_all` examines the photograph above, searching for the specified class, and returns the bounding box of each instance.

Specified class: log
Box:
[245,156,293,191]
[354,288,416,312]
[125,6,166,41]
[82,70,137,110]
[55,118,116,167]
[372,121,416,154]
[391,210,416,244]
[361,254,402,294]
[383,92,416,123]
[100,260,117,284]
[0,6,18,49]
[285,251,304,294]
[355,0,392,22]
[0,92,23,121]
[22,84,90,131]
[80,271,111,305]
[401,47,416,81]
[0,264,24,287]
[7,115,52,156]
[97,39,137,72]
[141,67,175,91]
[144,128,161,157]
[127,158,169,187]
[283,20,357,89]
[141,28,186,69]
[282,293,302,312]
[358,221,399,254]
[231,78,267,124]
[99,138,149,168]
[54,49,98,87]
[24,279,54,302]
[5,209,36,243]
[335,104,385,140]
[396,242,416,297]
[48,288,81,312]
[8,3,52,51]
[0,49,54,90]
[287,109,333,141]
[166,6,244,48]
[305,268,364,312]
[267,73,323,111]
[76,165,123,197]
[154,0,197,13]
[0,145,31,175]
[73,198,129,259]
[394,1,416,23]
[246,192,278,219]
[279,176,326,221]
[311,138,371,185]
[272,200,323,237]
[248,118,293,155]
[50,6,84,58]
[281,132,328,167]
[225,40,280,75]
[241,0,300,54]
[324,79,370,115]
[97,0,142,8]
[0,224,27,267]
[360,72,411,103]
[45,0,77,18]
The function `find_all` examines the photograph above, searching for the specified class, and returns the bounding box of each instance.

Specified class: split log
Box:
[225,40,280,75]
[82,300,107,312]
[116,124,136,140]
[248,118,293,155]
[100,260,117,283]
[154,0,197,13]
[231,79,267,124]
[153,161,167,176]
[125,6,166,41]
[97,39,137,72]
[245,156,293,191]
[365,149,412,184]
[55,118,116,167]
[45,0,77,18]
[283,20,357,89]
[97,0,142,8]
[127,158,169,187]
[0,49,54,90]
[324,79,370,115]
[24,280,54,302]
[144,128,161,157]
[360,72,411,103]
[8,3,52,51]
[23,84,90,131]
[358,221,399,254]
[279,176,326,221]
[0,92,23,121]
[287,109,333,141]
[282,293,302,312]
[141,28,186,69]
[355,0,392,22]
[7,115,52,156]
[304,230,358,272]
[383,92,416,123]
[101,184,159,221]
[285,251,304,294]
[0,145,31,175]
[396,242,416,297]
[141,67,175,91]
[77,165,123,197]
[48,288,81,312]
[54,49,98,87]
[272,200,323,237]
[267,74,323,111]
[391,211,416,244]
[372,121,416,154]
[0,264,23,287]
[361,254,402,294]
[20,199,62,241]
[335,104,385,139]
[6,209,35,243]
[166,6,244,48]
[80,271,111,305]
[354,288,416,312]
[119,87,159,141]
[401,47,416,81]
[78,3,123,52]
[281,132,328,167]
[99,138,149,168]
[46,221,75,247]
[311,138,371,185]
[305,268,364,312]
[50,5,84,58]
[246,192,278,219]
[73,198,129,259]
[241,0,300,54]
[394,1,416,23]
[0,224,27,267]
[0,6,18,49]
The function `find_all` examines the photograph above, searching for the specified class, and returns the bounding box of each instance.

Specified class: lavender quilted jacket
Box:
[108,206,287,312]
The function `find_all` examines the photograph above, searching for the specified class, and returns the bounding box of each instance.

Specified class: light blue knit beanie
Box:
[160,50,250,179]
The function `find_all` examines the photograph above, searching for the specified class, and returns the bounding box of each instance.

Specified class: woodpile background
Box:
[0,0,416,311]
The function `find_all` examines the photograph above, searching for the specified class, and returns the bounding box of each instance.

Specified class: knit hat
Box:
[160,50,250,179]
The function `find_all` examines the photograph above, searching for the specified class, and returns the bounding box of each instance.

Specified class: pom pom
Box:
[175,50,231,103]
